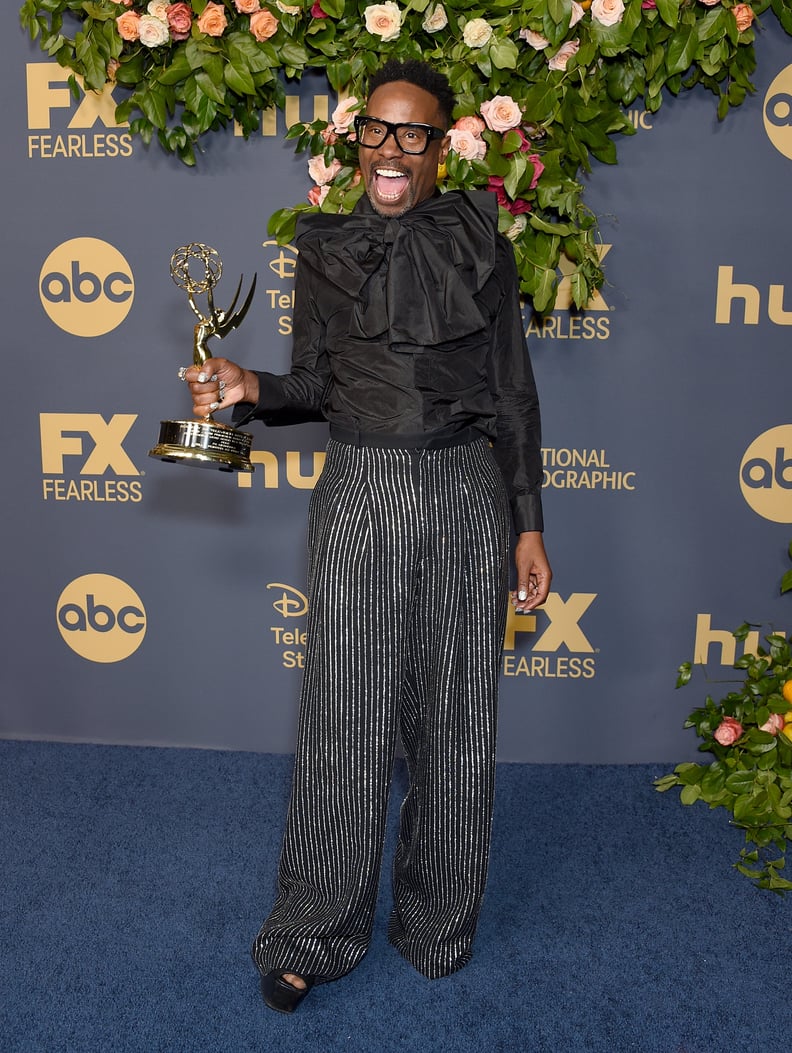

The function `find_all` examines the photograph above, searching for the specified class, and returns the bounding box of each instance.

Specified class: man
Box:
[185,59,551,1013]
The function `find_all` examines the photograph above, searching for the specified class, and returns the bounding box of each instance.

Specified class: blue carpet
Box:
[1,740,787,1052]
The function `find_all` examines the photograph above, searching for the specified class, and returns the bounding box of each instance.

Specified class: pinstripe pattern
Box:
[252,437,510,981]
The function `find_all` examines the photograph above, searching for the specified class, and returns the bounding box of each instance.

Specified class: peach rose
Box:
[235,0,261,12]
[308,184,330,207]
[519,28,550,50]
[453,115,486,136]
[166,3,192,41]
[713,716,744,746]
[147,1,170,19]
[197,2,228,36]
[320,125,338,146]
[698,0,721,6]
[732,3,755,31]
[138,14,170,47]
[548,38,580,71]
[250,10,279,39]
[107,57,120,80]
[463,17,492,48]
[591,0,625,25]
[447,128,487,161]
[480,95,522,133]
[364,2,402,42]
[307,155,342,185]
[422,4,448,32]
[759,712,785,735]
[570,1,586,26]
[331,96,359,134]
[116,11,141,41]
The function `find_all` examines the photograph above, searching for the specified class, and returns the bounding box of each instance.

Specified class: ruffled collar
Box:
[294,190,498,349]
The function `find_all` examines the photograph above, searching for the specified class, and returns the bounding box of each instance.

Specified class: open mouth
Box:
[371,167,410,203]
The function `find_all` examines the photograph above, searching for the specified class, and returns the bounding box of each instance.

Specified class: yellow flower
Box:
[436,162,447,181]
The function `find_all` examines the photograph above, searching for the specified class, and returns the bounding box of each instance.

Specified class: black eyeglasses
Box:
[353,115,446,155]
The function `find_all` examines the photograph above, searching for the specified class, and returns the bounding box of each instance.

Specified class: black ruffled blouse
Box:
[240,189,543,534]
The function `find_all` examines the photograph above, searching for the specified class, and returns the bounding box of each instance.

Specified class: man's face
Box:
[359,81,450,218]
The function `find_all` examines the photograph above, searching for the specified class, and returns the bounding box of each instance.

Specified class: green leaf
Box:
[655,0,680,30]
[224,62,256,96]
[666,23,697,76]
[490,40,519,71]
[680,784,701,805]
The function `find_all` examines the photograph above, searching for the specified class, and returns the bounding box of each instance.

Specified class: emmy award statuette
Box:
[149,244,257,473]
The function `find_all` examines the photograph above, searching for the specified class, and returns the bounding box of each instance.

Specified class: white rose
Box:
[364,2,402,42]
[547,38,580,71]
[147,0,170,20]
[504,214,528,242]
[422,4,448,33]
[463,18,493,48]
[518,29,550,50]
[570,2,585,27]
[590,0,625,26]
[138,14,170,47]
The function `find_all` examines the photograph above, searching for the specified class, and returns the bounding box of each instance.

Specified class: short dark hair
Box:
[367,60,455,129]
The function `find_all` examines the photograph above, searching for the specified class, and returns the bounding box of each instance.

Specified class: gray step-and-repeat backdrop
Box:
[2,11,790,763]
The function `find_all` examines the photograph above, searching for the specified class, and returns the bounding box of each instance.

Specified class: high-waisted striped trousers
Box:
[251,436,510,981]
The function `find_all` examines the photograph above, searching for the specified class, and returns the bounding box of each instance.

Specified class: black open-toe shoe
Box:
[260,971,315,1014]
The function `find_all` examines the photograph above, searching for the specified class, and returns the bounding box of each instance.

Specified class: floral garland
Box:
[656,545,792,893]
[20,0,792,308]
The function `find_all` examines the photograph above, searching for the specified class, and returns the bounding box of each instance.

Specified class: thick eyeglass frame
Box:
[353,115,446,155]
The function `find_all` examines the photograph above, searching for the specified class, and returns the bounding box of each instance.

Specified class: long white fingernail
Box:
[198,372,208,383]
[518,589,527,601]
[209,401,220,411]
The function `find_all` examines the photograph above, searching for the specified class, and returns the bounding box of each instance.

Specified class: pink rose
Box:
[166,3,192,41]
[331,96,359,134]
[713,716,744,746]
[487,176,531,215]
[250,10,279,40]
[698,0,721,6]
[307,155,342,185]
[311,1,329,16]
[453,115,486,137]
[524,150,544,189]
[570,2,585,27]
[641,1,657,7]
[447,128,487,161]
[732,3,755,31]
[320,126,338,146]
[235,0,261,12]
[519,28,550,50]
[308,184,330,207]
[197,2,228,36]
[480,95,522,133]
[759,712,785,735]
[548,39,580,71]
[591,0,625,26]
[116,11,141,41]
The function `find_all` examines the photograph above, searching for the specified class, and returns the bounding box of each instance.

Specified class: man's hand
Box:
[511,531,552,613]
[181,357,259,418]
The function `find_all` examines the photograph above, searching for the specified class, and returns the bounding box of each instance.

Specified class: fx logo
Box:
[267,583,309,618]
[503,593,596,652]
[40,414,139,476]
[262,241,298,280]
[26,64,126,131]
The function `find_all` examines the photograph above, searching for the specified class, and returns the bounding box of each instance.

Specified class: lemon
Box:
[436,162,447,182]
[782,722,792,744]
[782,679,792,705]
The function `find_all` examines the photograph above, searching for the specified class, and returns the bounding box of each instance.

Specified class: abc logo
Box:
[764,65,792,161]
[57,574,146,663]
[39,238,134,337]
[739,425,792,523]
